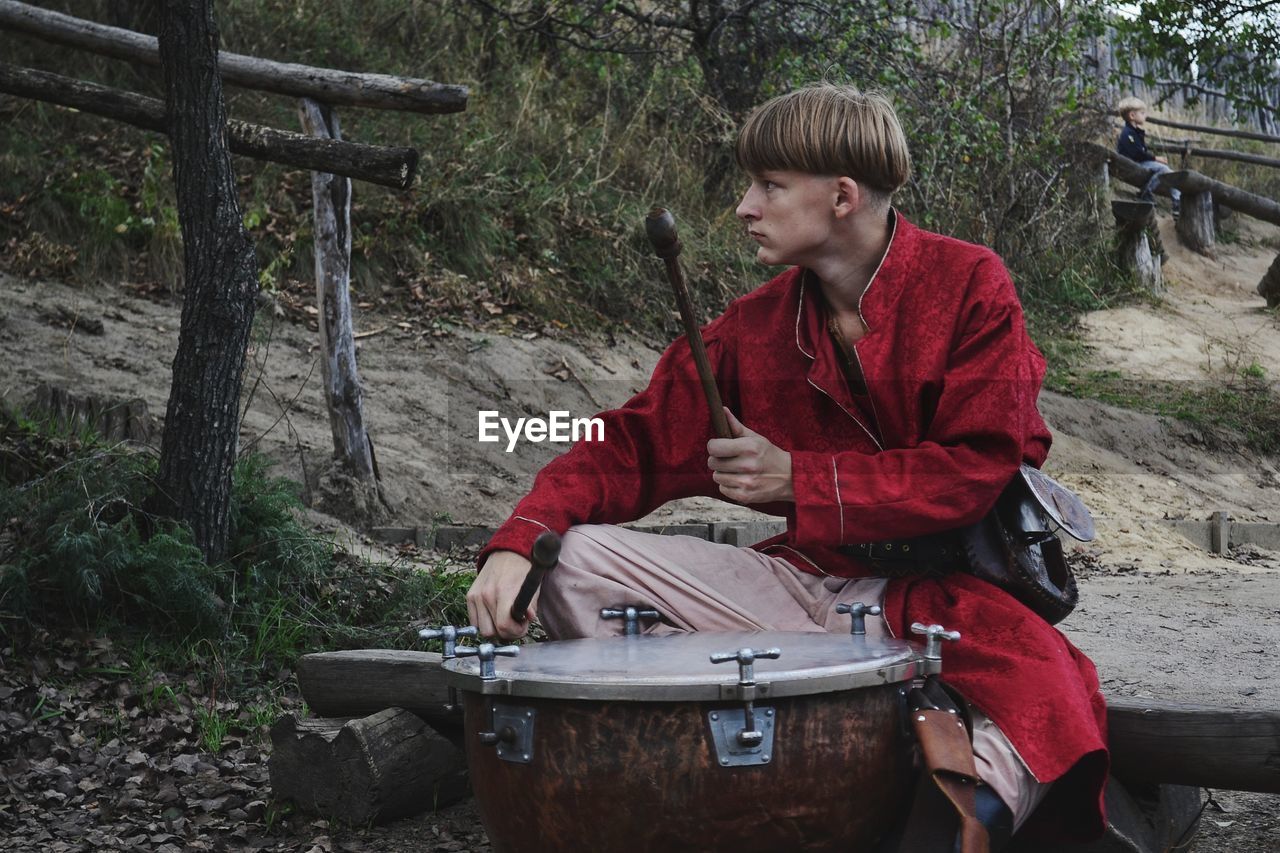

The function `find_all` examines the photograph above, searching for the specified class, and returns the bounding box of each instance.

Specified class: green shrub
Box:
[0,411,468,663]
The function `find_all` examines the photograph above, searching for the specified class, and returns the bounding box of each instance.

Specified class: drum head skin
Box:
[444,630,928,701]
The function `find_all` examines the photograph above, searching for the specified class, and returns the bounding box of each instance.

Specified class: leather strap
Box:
[888,682,989,853]
[913,708,989,853]
[840,535,966,565]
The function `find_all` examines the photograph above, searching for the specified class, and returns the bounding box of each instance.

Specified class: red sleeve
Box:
[478,319,737,567]
[789,258,1050,545]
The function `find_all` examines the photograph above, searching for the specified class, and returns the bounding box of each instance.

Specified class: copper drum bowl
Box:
[444,630,927,852]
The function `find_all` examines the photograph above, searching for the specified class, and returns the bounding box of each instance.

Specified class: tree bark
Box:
[0,0,468,114]
[0,63,419,188]
[151,0,258,563]
[299,99,376,483]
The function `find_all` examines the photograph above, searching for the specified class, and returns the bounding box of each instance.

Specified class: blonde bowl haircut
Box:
[1117,96,1147,121]
[735,84,911,208]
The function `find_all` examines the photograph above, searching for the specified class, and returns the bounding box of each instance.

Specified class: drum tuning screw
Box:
[600,605,661,636]
[835,601,882,635]
[910,623,961,661]
[456,642,520,679]
[419,624,478,711]
[710,647,781,748]
[418,624,478,659]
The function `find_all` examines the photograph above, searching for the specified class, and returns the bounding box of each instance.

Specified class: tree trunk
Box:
[151,0,258,563]
[298,99,376,484]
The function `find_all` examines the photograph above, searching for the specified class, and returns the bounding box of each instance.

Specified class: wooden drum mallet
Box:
[644,207,732,440]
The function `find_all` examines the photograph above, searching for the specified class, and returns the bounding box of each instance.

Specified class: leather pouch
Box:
[959,465,1096,625]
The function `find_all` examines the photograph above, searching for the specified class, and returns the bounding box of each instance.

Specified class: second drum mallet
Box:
[510,530,561,624]
[644,207,732,440]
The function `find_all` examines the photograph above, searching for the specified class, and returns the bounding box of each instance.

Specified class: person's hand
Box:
[707,408,794,504]
[467,550,536,640]
[1156,155,1168,164]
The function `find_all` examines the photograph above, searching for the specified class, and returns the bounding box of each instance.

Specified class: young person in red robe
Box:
[467,83,1107,848]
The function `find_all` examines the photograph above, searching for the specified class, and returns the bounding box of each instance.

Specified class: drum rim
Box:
[443,630,934,700]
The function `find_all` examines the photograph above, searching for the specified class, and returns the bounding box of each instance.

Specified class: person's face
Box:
[735,170,841,267]
[1129,108,1147,126]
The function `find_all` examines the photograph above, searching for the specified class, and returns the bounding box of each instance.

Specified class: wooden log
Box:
[1089,143,1280,227]
[299,99,377,484]
[1110,200,1162,295]
[1107,698,1280,794]
[1156,168,1280,228]
[0,0,467,115]
[1259,253,1280,308]
[268,708,469,825]
[1086,143,1176,201]
[1013,777,1201,853]
[297,649,455,732]
[0,63,418,189]
[1150,141,1280,170]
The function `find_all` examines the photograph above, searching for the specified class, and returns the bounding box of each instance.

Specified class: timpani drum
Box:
[444,629,934,852]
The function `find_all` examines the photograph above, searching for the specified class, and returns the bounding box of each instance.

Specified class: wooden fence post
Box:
[1158,171,1215,253]
[1111,200,1163,295]
[1259,253,1280,308]
[298,98,379,490]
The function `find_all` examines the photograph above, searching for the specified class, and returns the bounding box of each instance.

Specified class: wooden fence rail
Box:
[1150,141,1280,170]
[0,0,467,114]
[1145,115,1280,146]
[1,0,469,497]
[0,63,419,189]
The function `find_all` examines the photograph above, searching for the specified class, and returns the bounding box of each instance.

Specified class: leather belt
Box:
[839,534,965,566]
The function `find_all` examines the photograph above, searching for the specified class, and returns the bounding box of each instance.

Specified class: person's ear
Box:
[833,176,860,219]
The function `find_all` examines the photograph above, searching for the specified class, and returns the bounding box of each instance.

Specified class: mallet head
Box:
[645,207,683,260]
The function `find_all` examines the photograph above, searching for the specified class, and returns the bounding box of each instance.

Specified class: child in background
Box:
[1117,96,1181,215]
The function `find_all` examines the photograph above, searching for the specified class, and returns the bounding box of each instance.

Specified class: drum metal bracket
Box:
[708,706,776,767]
[486,702,537,764]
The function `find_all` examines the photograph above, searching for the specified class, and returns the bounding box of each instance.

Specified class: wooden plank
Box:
[0,63,418,189]
[0,0,467,115]
[1107,697,1280,794]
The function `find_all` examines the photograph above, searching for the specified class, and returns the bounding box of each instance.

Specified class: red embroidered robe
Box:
[480,213,1108,839]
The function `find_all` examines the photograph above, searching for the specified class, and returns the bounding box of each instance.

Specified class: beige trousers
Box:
[538,524,1049,830]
